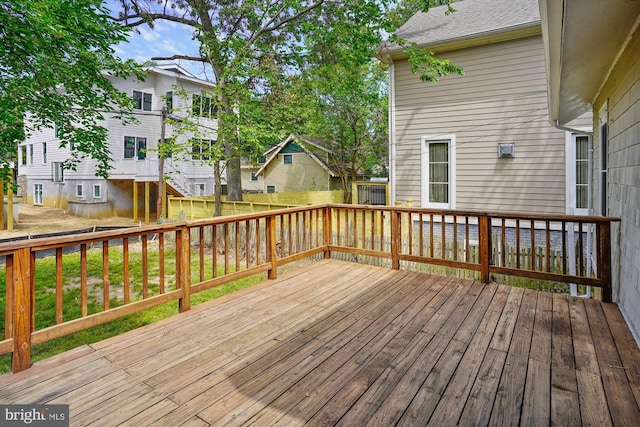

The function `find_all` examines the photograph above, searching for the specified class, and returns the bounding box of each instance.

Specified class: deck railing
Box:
[0,204,618,372]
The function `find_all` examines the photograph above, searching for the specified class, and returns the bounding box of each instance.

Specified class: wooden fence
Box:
[0,204,618,372]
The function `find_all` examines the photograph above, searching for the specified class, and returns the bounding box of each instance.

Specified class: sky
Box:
[106,1,211,80]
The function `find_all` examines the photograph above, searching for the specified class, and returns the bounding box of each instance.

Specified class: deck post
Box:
[266,215,278,279]
[479,215,491,284]
[133,181,138,221]
[0,176,4,230]
[323,206,332,259]
[391,210,401,270]
[12,248,33,373]
[177,226,191,312]
[597,221,613,303]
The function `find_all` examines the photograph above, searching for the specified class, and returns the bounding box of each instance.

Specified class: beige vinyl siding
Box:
[593,23,640,341]
[263,153,330,192]
[394,35,567,214]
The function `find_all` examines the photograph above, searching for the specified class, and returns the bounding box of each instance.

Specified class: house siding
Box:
[393,35,568,214]
[262,153,330,193]
[593,23,640,342]
[18,68,218,216]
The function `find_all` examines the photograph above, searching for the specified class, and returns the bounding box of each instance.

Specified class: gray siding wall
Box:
[393,35,568,214]
[594,24,640,343]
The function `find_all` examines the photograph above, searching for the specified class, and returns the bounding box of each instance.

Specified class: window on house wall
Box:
[165,91,173,112]
[422,137,455,208]
[42,142,47,164]
[283,154,293,165]
[33,184,43,205]
[191,139,213,160]
[76,184,84,198]
[21,145,27,165]
[93,184,101,198]
[266,185,276,194]
[251,172,258,181]
[124,136,136,158]
[137,138,147,160]
[575,136,589,210]
[600,123,608,214]
[192,93,217,118]
[124,136,146,159]
[133,90,152,111]
[52,162,64,182]
[28,144,34,165]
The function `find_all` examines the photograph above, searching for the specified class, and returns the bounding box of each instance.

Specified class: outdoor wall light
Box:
[498,143,515,158]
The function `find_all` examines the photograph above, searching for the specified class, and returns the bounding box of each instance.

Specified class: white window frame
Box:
[565,131,591,216]
[76,184,84,198]
[52,162,64,182]
[33,183,43,205]
[93,184,101,199]
[28,144,34,165]
[421,135,456,209]
[266,185,276,194]
[42,142,47,164]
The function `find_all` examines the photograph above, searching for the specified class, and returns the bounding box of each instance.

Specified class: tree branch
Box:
[151,54,208,63]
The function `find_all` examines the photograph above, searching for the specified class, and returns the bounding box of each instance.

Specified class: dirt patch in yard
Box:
[0,204,140,241]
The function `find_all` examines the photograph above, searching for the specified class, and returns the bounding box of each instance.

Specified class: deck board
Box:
[1,259,639,426]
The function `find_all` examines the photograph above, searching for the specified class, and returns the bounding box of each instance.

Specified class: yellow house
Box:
[255,134,343,193]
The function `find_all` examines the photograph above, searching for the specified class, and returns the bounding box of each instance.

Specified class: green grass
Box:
[0,243,266,374]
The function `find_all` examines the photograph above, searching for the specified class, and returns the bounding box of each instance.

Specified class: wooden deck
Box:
[1,259,639,426]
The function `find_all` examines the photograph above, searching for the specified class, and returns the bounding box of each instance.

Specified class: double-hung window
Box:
[133,90,152,111]
[124,136,147,159]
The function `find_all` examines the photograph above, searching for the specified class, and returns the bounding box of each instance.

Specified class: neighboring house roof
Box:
[382,0,540,58]
[540,0,640,125]
[140,64,216,89]
[256,134,336,177]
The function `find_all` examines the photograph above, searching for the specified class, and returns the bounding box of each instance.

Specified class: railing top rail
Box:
[0,203,620,255]
[0,221,188,254]
[326,203,620,223]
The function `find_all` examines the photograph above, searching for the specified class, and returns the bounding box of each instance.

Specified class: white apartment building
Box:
[18,64,219,220]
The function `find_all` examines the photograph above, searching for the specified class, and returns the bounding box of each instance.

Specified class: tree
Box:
[0,0,142,183]
[111,1,463,202]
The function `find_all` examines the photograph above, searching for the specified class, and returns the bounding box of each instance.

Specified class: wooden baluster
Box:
[212,225,218,278]
[159,233,165,293]
[224,223,229,275]
[123,238,130,304]
[545,220,551,272]
[267,215,278,279]
[142,235,149,299]
[453,216,458,261]
[578,222,584,276]
[56,248,63,323]
[102,241,109,310]
[81,244,87,317]
[561,221,567,275]
[479,215,490,284]
[199,226,205,281]
[516,220,521,269]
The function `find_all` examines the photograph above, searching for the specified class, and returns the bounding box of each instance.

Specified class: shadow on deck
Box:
[1,259,639,426]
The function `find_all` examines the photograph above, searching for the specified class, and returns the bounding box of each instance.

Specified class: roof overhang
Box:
[540,0,640,124]
[381,23,541,62]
